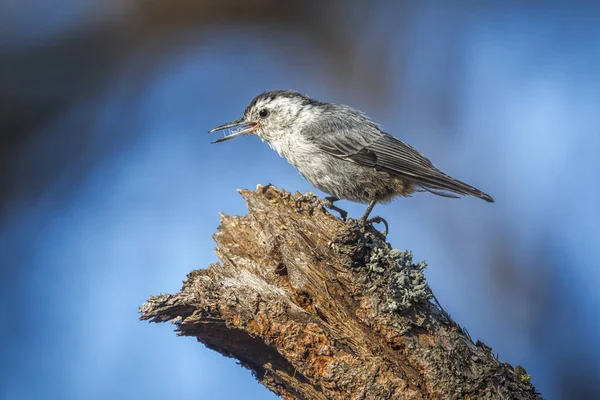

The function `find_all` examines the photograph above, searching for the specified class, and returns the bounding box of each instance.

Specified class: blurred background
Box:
[1,1,599,399]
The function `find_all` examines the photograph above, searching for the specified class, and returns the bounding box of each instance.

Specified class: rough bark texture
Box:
[139,185,540,400]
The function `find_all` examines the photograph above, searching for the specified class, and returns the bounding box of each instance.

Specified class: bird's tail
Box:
[417,171,495,203]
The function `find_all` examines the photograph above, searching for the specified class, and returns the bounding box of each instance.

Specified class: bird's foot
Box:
[328,216,388,249]
[295,194,347,221]
[364,216,389,236]
[340,215,389,236]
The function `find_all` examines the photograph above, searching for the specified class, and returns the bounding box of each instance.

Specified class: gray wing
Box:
[302,106,494,203]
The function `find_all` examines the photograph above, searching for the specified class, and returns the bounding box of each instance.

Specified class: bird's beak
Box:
[208,117,258,143]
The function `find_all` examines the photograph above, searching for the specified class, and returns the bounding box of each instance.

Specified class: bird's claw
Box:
[324,197,348,221]
[328,215,389,251]
[365,216,389,235]
[295,194,348,221]
[342,216,389,236]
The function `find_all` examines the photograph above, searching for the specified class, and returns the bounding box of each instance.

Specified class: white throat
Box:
[265,135,289,158]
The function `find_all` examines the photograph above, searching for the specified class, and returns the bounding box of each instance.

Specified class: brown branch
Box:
[139,184,540,400]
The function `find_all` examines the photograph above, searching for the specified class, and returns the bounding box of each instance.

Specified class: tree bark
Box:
[139,184,540,400]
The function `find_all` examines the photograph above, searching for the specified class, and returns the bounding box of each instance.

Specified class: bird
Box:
[209,90,494,228]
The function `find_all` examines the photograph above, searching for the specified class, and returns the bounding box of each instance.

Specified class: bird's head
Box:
[209,90,319,144]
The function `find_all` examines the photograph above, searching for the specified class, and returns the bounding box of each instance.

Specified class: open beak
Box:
[208,118,258,143]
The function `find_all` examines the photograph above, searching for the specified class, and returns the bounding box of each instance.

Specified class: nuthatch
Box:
[209,90,493,227]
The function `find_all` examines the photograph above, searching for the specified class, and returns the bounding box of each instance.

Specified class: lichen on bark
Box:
[367,247,431,312]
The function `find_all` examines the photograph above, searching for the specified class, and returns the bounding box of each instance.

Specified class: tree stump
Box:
[139,184,540,400]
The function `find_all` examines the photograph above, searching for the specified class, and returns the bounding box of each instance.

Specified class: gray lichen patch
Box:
[368,246,432,313]
[367,247,389,273]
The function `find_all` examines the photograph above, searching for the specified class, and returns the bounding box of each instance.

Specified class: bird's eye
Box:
[259,109,269,118]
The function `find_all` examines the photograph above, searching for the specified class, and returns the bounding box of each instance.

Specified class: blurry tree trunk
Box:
[139,185,540,400]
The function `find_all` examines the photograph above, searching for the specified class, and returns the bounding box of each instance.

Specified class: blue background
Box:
[1,2,598,399]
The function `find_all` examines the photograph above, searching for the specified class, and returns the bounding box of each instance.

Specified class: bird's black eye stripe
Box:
[259,109,269,118]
